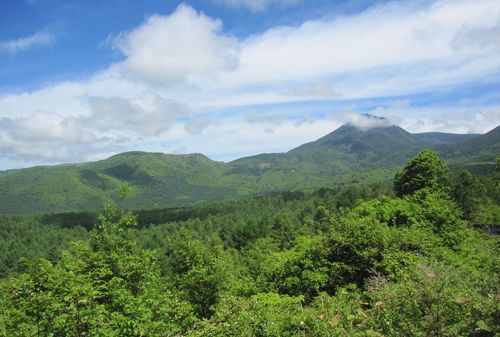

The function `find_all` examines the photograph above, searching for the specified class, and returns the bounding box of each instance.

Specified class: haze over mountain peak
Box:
[345,113,394,130]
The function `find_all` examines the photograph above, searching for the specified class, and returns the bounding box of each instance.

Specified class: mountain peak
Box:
[361,113,388,120]
[345,113,394,130]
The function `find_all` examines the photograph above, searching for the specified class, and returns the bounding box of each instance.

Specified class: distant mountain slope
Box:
[414,132,479,145]
[229,117,487,178]
[289,124,423,166]
[0,152,236,213]
[433,126,499,176]
[436,126,500,161]
[0,118,498,214]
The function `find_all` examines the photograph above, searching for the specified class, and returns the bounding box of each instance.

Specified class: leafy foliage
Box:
[394,149,450,197]
[1,204,195,336]
[0,151,499,336]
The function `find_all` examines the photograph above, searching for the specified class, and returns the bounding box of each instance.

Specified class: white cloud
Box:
[281,82,341,98]
[214,0,301,12]
[110,4,239,85]
[245,110,284,126]
[397,106,500,134]
[343,113,394,129]
[451,21,500,53]
[0,32,54,54]
[169,118,343,161]
[84,92,186,137]
[184,115,213,134]
[294,114,315,126]
[0,111,95,143]
[0,82,87,119]
[389,99,411,109]
[0,111,114,162]
[1,1,500,168]
[206,0,500,102]
[0,111,97,143]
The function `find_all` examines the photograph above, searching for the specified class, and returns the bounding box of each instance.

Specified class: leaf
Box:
[365,330,381,337]
[476,320,491,332]
[330,314,340,326]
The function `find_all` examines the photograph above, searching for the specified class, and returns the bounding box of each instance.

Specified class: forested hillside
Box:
[1,150,498,336]
[0,119,498,214]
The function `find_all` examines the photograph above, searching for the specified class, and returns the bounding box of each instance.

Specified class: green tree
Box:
[394,149,450,197]
[0,204,196,336]
[370,262,499,337]
[187,293,306,337]
[271,212,297,248]
[259,236,330,301]
[165,229,227,318]
[495,156,500,186]
[452,170,485,221]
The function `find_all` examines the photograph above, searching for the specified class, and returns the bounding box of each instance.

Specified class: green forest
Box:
[0,150,499,336]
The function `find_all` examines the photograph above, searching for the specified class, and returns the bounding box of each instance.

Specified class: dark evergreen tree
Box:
[452,170,486,221]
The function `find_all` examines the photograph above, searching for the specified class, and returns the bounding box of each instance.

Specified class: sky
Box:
[0,0,499,170]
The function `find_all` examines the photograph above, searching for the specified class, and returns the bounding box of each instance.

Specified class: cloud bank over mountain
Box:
[344,114,394,130]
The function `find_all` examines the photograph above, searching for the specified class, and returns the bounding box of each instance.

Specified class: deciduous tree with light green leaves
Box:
[394,149,450,197]
[0,202,196,336]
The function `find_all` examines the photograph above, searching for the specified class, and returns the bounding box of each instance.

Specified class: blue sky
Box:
[0,0,379,91]
[0,0,499,169]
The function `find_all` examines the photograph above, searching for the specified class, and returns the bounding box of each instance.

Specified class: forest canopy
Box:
[0,150,499,336]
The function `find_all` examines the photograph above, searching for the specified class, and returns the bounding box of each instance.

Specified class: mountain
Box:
[230,116,486,176]
[0,152,235,213]
[414,132,479,145]
[436,125,500,161]
[289,123,423,166]
[0,118,498,214]
[433,126,500,174]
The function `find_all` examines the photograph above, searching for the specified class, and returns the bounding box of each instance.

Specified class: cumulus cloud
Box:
[84,92,186,137]
[0,81,188,163]
[282,82,341,98]
[0,111,113,162]
[214,0,301,12]
[0,32,54,54]
[110,4,239,85]
[0,111,95,143]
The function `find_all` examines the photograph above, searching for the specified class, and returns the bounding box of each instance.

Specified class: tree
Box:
[0,203,196,336]
[394,149,449,197]
[495,156,500,186]
[165,229,227,318]
[452,170,485,221]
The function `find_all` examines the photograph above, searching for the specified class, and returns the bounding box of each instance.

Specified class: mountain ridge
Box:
[0,119,498,214]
